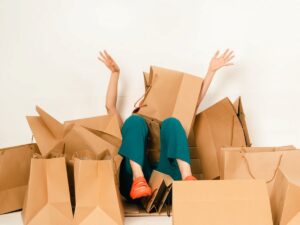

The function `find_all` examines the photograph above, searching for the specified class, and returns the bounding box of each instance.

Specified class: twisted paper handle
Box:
[242,153,283,183]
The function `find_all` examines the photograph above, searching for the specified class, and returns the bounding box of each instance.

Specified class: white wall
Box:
[1,0,300,148]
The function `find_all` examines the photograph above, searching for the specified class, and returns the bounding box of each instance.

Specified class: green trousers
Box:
[118,115,190,201]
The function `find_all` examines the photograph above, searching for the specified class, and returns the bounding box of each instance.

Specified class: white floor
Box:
[0,212,172,225]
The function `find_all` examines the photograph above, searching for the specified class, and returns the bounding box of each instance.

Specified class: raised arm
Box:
[97,50,123,126]
[196,49,235,108]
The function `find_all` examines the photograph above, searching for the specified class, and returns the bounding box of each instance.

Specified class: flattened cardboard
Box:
[141,170,173,214]
[192,97,251,179]
[173,180,273,225]
[22,157,73,225]
[221,146,296,194]
[123,200,172,217]
[73,158,124,225]
[0,144,39,214]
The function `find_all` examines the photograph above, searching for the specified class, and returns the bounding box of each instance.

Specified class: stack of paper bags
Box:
[26,106,122,160]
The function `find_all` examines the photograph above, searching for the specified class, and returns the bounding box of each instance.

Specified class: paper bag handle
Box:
[133,71,154,112]
[133,85,152,110]
[242,153,283,183]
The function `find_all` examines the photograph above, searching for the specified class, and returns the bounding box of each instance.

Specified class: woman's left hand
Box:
[208,49,235,73]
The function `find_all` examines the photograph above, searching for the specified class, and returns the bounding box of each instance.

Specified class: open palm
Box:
[98,50,120,73]
[209,49,234,73]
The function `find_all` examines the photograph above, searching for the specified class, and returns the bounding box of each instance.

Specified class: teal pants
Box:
[118,115,190,201]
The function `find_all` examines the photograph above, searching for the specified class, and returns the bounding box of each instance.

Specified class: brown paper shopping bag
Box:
[27,106,122,158]
[173,180,273,225]
[270,151,300,225]
[192,97,251,180]
[26,106,65,157]
[0,144,39,214]
[141,170,173,214]
[73,157,124,225]
[22,156,73,225]
[287,212,300,225]
[134,66,203,137]
[221,146,296,193]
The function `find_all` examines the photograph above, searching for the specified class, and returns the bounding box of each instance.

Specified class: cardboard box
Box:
[173,180,273,225]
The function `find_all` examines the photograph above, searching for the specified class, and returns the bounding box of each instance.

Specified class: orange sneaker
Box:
[184,175,197,181]
[130,176,152,200]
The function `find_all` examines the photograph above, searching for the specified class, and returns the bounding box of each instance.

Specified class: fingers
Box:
[213,50,220,59]
[221,49,229,58]
[224,50,234,60]
[226,54,235,63]
[104,50,117,65]
[224,62,234,67]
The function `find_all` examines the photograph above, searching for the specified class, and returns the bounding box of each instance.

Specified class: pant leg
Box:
[156,117,191,180]
[118,114,152,201]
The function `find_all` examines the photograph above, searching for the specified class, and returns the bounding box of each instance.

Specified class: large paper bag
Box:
[192,97,251,180]
[27,106,122,158]
[134,66,203,136]
[221,146,296,193]
[287,212,300,225]
[73,157,124,225]
[173,180,273,225]
[0,144,39,214]
[22,156,73,225]
[26,106,65,157]
[270,151,300,225]
[141,170,173,214]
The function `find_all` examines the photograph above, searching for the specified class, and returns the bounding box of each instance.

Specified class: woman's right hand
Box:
[97,50,120,74]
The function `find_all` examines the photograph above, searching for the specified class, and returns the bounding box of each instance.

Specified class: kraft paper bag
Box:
[64,114,122,148]
[270,151,300,225]
[73,157,124,225]
[0,144,39,214]
[27,106,122,158]
[287,212,300,225]
[141,170,173,214]
[134,66,203,136]
[221,146,296,194]
[173,180,273,225]
[192,97,251,180]
[22,156,73,225]
[26,106,65,157]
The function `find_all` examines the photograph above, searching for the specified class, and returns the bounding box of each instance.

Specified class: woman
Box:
[98,49,234,201]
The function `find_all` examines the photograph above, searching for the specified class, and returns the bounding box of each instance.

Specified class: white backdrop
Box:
[1,0,300,148]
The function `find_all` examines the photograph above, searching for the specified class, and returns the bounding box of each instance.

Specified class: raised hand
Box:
[208,49,234,73]
[98,50,120,73]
